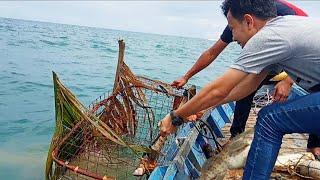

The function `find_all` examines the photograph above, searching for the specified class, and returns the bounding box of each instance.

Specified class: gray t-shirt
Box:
[231,16,320,90]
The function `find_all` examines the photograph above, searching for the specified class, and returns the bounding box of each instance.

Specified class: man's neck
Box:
[254,17,274,31]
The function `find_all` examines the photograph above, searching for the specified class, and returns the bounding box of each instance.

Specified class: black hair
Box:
[221,0,277,21]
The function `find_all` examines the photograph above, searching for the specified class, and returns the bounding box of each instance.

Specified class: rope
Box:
[253,88,273,114]
[287,154,314,179]
[193,119,223,152]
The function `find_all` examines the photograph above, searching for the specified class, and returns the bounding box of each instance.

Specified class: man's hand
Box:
[159,112,201,136]
[273,78,293,102]
[186,110,206,121]
[159,114,177,136]
[171,76,188,88]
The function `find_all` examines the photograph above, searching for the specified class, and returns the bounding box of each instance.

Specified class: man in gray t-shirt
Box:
[159,0,320,179]
[232,15,320,91]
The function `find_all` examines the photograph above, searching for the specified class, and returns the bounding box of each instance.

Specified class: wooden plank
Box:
[113,40,125,93]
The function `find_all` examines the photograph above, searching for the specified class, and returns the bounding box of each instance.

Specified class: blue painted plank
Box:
[216,106,230,123]
[223,103,234,119]
[149,166,168,179]
[190,142,207,168]
[207,115,224,138]
[229,101,235,111]
[185,158,200,178]
[163,163,178,180]
[210,109,226,129]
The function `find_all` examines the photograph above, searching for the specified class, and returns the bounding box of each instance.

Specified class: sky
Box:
[0,1,319,39]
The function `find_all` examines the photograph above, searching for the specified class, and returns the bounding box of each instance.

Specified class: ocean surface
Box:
[0,17,241,179]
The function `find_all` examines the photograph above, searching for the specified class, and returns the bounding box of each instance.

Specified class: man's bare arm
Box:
[175,69,248,118]
[184,39,228,80]
[220,70,269,104]
[172,39,228,87]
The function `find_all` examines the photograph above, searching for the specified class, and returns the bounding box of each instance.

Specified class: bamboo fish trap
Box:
[45,40,194,180]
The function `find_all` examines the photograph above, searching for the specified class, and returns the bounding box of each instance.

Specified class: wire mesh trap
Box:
[45,40,194,180]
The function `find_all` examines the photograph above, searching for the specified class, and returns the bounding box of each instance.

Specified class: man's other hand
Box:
[273,79,292,102]
[159,114,177,136]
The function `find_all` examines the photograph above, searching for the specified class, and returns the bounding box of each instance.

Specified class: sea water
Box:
[0,17,241,179]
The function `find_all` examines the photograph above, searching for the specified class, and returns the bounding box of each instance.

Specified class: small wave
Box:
[86,86,105,90]
[0,75,11,80]
[7,42,19,47]
[5,26,16,32]
[6,126,27,135]
[136,54,147,58]
[25,109,50,114]
[92,45,117,53]
[13,85,36,92]
[90,40,107,46]
[155,44,163,48]
[69,85,83,92]
[8,80,19,84]
[12,118,30,124]
[25,81,53,88]
[72,73,99,78]
[143,67,156,71]
[99,54,114,59]
[177,55,189,59]
[10,71,25,76]
[40,39,69,47]
[56,41,69,47]
[59,36,68,39]
[34,59,51,63]
[17,40,36,45]
[77,94,90,98]
[23,100,36,105]
[40,34,52,38]
[104,47,117,53]
[174,48,185,53]
[72,72,87,76]
[70,61,82,65]
[39,39,55,45]
[73,54,91,60]
[34,126,54,136]
[91,44,101,49]
[8,61,17,65]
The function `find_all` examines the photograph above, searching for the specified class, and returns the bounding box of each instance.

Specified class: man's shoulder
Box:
[241,20,291,57]
[268,16,313,26]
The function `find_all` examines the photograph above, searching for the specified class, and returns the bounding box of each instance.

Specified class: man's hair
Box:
[221,0,277,21]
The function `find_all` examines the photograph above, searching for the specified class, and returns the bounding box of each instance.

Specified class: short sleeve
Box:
[230,29,292,74]
[220,26,233,44]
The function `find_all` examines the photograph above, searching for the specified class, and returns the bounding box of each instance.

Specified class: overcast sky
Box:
[0,1,319,39]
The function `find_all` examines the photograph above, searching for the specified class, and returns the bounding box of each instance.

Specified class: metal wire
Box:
[52,81,185,179]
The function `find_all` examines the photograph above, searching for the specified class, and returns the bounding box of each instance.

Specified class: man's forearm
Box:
[184,39,227,80]
[175,69,248,119]
[184,51,214,80]
[221,70,268,104]
[175,81,228,118]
